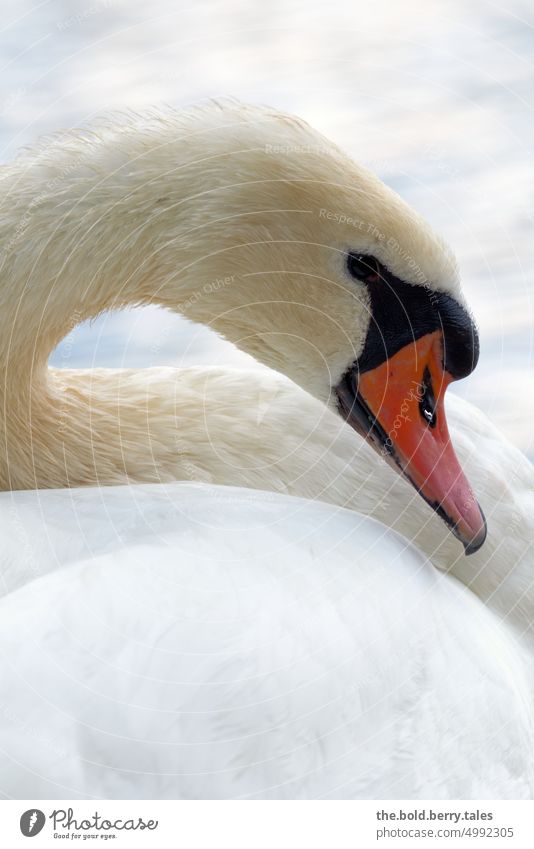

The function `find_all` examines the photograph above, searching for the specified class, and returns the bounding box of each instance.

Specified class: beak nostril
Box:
[419,366,437,428]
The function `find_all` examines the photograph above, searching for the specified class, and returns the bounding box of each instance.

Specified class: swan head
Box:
[170,103,486,553]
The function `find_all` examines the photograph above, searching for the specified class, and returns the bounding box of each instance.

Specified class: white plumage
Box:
[0,102,532,799]
[1,484,533,799]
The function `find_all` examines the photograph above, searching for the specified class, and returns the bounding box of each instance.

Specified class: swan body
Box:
[0,484,532,800]
[0,102,532,799]
[1,368,531,641]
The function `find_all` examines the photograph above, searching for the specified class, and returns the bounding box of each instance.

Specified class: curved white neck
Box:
[1,111,532,652]
[1,143,213,373]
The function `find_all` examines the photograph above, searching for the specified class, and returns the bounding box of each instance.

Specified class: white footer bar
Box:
[1,799,533,848]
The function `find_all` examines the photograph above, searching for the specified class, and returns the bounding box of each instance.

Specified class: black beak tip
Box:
[461,503,487,556]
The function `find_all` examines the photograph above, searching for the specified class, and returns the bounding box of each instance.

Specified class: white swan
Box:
[0,484,533,800]
[0,102,532,799]
[0,101,484,550]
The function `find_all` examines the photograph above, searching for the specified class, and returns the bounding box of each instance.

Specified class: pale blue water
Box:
[1,0,533,456]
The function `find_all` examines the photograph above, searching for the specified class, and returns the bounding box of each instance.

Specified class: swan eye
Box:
[347,253,381,283]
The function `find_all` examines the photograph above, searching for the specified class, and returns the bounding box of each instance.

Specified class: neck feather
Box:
[0,114,246,487]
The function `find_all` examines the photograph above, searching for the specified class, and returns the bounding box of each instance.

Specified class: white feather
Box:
[0,102,532,800]
[0,484,532,799]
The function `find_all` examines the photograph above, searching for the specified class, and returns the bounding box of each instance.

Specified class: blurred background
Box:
[2,0,533,458]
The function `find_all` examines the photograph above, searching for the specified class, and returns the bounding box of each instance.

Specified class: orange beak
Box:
[337,329,487,554]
